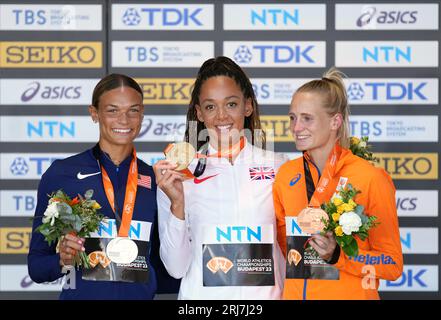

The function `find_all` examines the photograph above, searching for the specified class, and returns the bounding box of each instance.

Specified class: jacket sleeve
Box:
[157,188,192,279]
[273,176,287,257]
[149,213,181,294]
[27,164,64,283]
[333,169,403,281]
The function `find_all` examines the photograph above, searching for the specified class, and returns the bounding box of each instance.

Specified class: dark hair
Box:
[91,73,143,108]
[184,56,265,150]
[294,67,350,148]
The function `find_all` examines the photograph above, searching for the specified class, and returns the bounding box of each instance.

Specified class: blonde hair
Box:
[295,67,350,148]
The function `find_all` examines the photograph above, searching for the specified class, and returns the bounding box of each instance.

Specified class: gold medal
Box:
[164,142,196,171]
[297,207,329,234]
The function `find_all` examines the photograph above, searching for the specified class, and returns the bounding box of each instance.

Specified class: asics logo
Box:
[193,174,218,184]
[289,173,301,186]
[77,171,101,180]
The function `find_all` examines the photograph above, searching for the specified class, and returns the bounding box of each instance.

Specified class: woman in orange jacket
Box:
[273,68,403,300]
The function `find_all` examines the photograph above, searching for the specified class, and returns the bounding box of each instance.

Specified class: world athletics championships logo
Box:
[234,45,253,64]
[122,8,141,26]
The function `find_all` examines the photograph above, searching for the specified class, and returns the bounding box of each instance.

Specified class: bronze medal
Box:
[297,207,329,234]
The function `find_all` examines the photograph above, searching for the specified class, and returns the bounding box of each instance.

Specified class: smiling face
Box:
[89,86,144,150]
[195,76,253,150]
[289,91,341,155]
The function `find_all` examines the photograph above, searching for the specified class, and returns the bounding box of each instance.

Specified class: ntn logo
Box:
[216,226,262,242]
[363,46,411,62]
[27,121,75,137]
[251,9,299,25]
[97,220,144,240]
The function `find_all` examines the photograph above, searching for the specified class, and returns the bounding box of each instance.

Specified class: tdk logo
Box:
[386,269,427,288]
[363,46,411,63]
[357,6,417,27]
[10,157,29,176]
[27,121,75,138]
[347,81,427,101]
[216,226,262,242]
[122,8,141,26]
[235,46,253,63]
[234,45,314,64]
[9,157,61,176]
[122,7,203,27]
[251,9,299,26]
[347,83,365,100]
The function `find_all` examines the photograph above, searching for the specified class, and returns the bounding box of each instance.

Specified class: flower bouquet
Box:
[349,136,378,164]
[320,184,378,257]
[34,189,106,269]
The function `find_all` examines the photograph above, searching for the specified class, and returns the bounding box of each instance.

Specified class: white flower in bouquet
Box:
[42,201,72,226]
[42,202,60,226]
[339,211,362,235]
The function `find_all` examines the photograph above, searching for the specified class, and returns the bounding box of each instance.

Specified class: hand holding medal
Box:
[163,142,196,179]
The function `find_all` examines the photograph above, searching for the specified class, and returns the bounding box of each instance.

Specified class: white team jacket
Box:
[157,140,288,300]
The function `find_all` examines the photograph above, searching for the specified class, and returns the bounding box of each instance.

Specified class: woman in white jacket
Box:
[153,56,287,300]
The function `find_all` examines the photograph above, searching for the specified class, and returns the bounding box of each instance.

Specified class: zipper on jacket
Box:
[303,279,308,300]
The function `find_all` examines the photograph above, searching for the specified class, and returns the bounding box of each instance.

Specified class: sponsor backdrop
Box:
[0,0,439,300]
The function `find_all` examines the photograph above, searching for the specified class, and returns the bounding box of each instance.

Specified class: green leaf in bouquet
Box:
[72,216,82,232]
[354,204,364,215]
[342,237,359,257]
[357,230,369,241]
[59,213,76,223]
[56,202,72,215]
[342,234,353,245]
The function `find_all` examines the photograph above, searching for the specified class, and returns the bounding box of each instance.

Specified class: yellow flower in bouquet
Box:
[321,184,379,257]
[349,136,378,164]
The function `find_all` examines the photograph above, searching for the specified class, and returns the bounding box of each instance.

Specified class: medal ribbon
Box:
[195,136,246,161]
[101,149,138,237]
[304,142,343,208]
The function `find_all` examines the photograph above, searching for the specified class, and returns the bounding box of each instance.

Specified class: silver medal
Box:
[106,237,138,264]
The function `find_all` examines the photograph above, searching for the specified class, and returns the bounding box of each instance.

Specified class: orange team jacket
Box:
[273,143,403,300]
